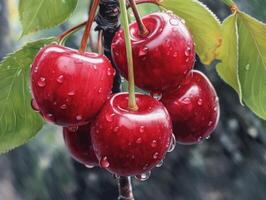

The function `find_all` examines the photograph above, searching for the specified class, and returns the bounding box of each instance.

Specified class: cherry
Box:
[161,70,220,144]
[31,44,115,126]
[90,93,172,176]
[63,124,98,167]
[111,12,195,92]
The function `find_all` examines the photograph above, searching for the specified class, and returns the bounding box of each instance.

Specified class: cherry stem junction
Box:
[128,0,149,36]
[119,0,138,110]
[79,0,100,53]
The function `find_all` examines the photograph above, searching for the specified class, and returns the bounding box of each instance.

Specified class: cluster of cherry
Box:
[30,11,219,179]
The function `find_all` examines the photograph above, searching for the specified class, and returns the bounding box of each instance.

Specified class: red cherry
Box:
[90,93,172,176]
[63,124,98,167]
[31,44,114,126]
[111,12,195,92]
[161,70,220,144]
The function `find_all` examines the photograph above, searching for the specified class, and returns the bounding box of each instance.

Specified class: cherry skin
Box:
[161,70,220,145]
[63,124,98,167]
[111,12,195,92]
[31,44,115,126]
[90,93,172,176]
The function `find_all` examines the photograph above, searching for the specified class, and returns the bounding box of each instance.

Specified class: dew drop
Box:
[139,126,145,133]
[38,77,46,87]
[85,164,95,169]
[168,134,176,152]
[135,171,151,181]
[181,19,186,24]
[114,126,120,132]
[107,68,113,76]
[93,65,97,70]
[138,46,149,57]
[60,104,67,110]
[31,99,39,112]
[56,75,64,84]
[98,88,103,94]
[208,121,214,127]
[153,152,159,159]
[197,136,203,143]
[151,92,162,100]
[181,97,191,105]
[100,156,110,168]
[185,47,191,56]
[173,52,178,57]
[136,137,142,144]
[151,140,157,148]
[105,113,115,122]
[76,115,83,121]
[205,135,211,140]
[170,18,179,26]
[156,160,164,168]
[197,98,203,106]
[245,64,250,71]
[185,57,190,63]
[68,91,75,96]
[214,106,218,112]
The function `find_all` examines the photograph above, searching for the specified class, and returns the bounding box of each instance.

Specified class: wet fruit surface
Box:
[31,44,114,126]
[161,70,220,144]
[112,12,195,92]
[91,93,172,176]
[63,124,98,167]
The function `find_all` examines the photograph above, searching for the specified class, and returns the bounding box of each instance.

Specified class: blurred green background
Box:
[0,0,266,200]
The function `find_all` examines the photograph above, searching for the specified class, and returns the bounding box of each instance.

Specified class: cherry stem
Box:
[128,0,149,36]
[117,177,135,200]
[119,0,138,110]
[79,0,100,53]
[97,30,104,54]
[129,0,160,6]
[57,21,87,45]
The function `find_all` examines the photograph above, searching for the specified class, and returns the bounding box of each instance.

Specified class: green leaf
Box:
[19,0,78,36]
[159,0,222,65]
[216,14,242,99]
[237,12,266,119]
[0,38,55,154]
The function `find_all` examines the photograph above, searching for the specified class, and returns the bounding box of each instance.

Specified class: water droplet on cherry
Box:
[100,156,110,168]
[170,18,179,26]
[60,104,67,110]
[168,134,176,152]
[151,140,157,148]
[181,97,191,105]
[153,152,159,159]
[156,160,164,168]
[105,113,115,122]
[76,115,83,121]
[135,171,151,181]
[56,75,64,84]
[136,137,142,144]
[197,98,203,106]
[138,46,149,57]
[37,77,46,87]
[68,91,75,96]
[114,126,120,132]
[139,126,145,133]
[85,164,94,169]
